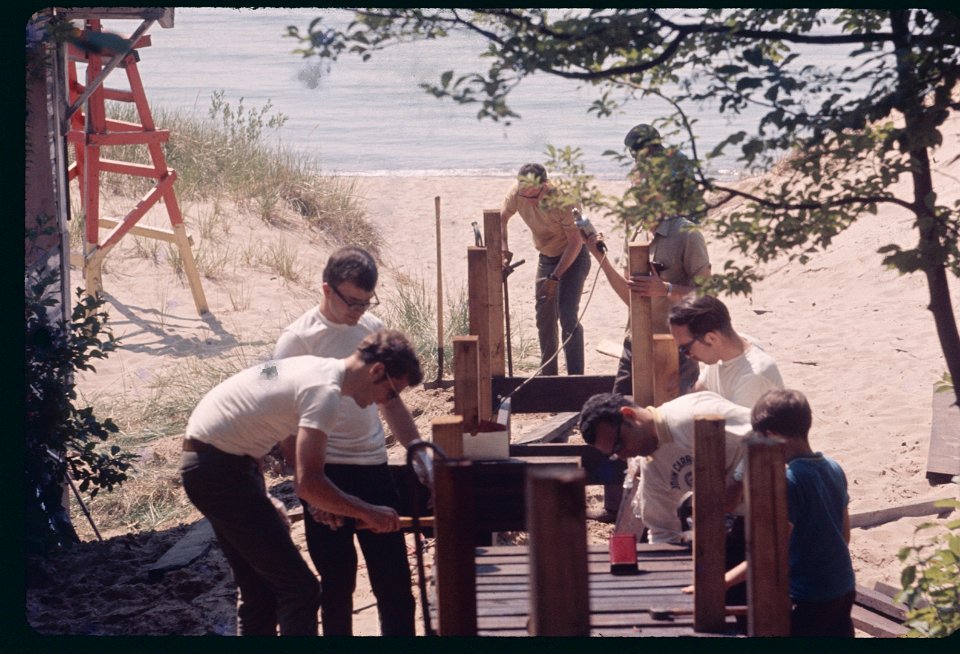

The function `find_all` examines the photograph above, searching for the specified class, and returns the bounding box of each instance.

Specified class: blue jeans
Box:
[535,246,590,375]
[300,463,415,636]
[180,448,320,636]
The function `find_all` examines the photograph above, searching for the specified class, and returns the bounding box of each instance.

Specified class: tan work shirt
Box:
[501,182,578,257]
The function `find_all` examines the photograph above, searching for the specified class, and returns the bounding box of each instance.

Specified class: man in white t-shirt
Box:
[579,391,754,544]
[179,330,423,636]
[272,246,422,636]
[668,295,784,409]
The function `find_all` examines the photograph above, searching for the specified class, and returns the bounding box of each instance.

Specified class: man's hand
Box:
[502,249,514,268]
[539,277,559,302]
[626,266,670,297]
[360,505,401,533]
[270,495,291,531]
[308,504,345,530]
[584,232,606,258]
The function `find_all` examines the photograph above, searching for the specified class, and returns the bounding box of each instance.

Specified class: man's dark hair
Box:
[323,246,378,292]
[357,329,423,387]
[668,295,735,339]
[751,389,812,440]
[578,392,631,445]
[517,163,547,185]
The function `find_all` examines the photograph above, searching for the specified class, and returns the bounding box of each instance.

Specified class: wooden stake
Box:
[483,209,506,377]
[744,436,791,636]
[435,196,445,382]
[526,466,590,636]
[453,336,480,433]
[628,244,654,406]
[693,415,728,633]
[467,247,492,420]
[653,333,680,405]
[431,415,464,459]
[434,459,478,636]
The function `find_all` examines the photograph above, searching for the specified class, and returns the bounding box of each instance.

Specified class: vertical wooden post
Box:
[453,336,480,433]
[483,210,506,378]
[431,415,464,459]
[744,436,791,637]
[653,333,680,406]
[693,415,728,633]
[467,247,492,421]
[628,244,654,406]
[434,459,478,636]
[526,466,590,636]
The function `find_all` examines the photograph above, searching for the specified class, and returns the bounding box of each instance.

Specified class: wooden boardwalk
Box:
[431,542,744,637]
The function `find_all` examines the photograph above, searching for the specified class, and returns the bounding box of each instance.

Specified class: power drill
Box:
[572,208,606,254]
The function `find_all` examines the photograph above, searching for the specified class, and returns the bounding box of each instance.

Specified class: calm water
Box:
[101,7,861,179]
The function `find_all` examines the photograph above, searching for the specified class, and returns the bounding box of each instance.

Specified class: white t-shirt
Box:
[697,335,784,409]
[273,307,387,465]
[185,356,345,459]
[637,391,755,544]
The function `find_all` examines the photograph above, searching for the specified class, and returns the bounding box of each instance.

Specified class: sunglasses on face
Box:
[677,335,703,357]
[332,284,379,311]
[608,418,625,460]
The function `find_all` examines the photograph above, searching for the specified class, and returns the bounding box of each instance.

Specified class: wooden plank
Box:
[483,210,506,377]
[629,243,654,406]
[453,336,480,432]
[513,411,579,444]
[491,374,616,414]
[855,584,908,621]
[849,497,956,529]
[434,459,478,635]
[693,415,728,633]
[851,604,908,638]
[927,390,959,481]
[431,414,465,459]
[146,518,214,580]
[509,442,619,486]
[526,467,590,636]
[744,436,791,636]
[653,333,680,405]
[467,247,493,421]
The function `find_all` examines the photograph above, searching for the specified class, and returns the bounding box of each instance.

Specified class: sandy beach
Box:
[25,110,959,636]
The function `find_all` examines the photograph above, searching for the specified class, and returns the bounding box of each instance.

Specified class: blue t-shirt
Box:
[786,454,856,602]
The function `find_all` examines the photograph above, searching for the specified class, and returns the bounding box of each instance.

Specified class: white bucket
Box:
[462,419,509,460]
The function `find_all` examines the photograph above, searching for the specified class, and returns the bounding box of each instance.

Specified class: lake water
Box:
[101,7,860,180]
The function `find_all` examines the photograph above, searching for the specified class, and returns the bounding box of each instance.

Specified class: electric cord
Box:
[496,249,609,413]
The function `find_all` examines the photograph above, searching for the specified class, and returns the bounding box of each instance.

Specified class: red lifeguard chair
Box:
[65,11,208,314]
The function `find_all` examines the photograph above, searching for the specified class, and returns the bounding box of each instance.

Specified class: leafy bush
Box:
[25,253,137,551]
[896,498,960,638]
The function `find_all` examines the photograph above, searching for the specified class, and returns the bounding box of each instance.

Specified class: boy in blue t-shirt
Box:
[684,388,856,636]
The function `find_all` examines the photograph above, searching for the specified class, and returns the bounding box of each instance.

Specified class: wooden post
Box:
[628,244,654,406]
[653,333,680,405]
[526,466,590,636]
[434,459,478,636]
[693,415,728,633]
[431,415,464,459]
[467,247,492,421]
[483,209,506,377]
[744,436,791,636]
[453,336,480,433]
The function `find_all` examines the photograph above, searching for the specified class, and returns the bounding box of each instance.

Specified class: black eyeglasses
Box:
[331,285,379,311]
[384,374,401,402]
[608,418,625,460]
[678,335,702,357]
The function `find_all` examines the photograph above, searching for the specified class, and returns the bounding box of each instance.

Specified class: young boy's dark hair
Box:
[750,389,812,440]
[323,246,378,292]
[668,295,737,341]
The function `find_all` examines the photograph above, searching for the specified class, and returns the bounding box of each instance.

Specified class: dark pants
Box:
[301,463,415,636]
[792,590,856,637]
[604,335,699,513]
[535,246,590,375]
[180,449,320,636]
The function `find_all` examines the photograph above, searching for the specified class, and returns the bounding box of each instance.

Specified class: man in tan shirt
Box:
[501,163,590,375]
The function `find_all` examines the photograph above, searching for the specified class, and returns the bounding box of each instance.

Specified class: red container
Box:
[609,533,638,575]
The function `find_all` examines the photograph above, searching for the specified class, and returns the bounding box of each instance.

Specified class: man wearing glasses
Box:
[500,163,590,375]
[578,391,753,545]
[272,246,422,636]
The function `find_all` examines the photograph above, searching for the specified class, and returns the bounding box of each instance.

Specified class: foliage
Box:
[287,8,960,404]
[896,499,960,637]
[933,372,953,394]
[25,237,137,551]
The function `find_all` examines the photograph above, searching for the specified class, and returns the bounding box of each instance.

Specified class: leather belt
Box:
[182,438,222,454]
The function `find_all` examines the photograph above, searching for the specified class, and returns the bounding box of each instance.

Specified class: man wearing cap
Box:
[580,124,711,518]
[500,163,590,375]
